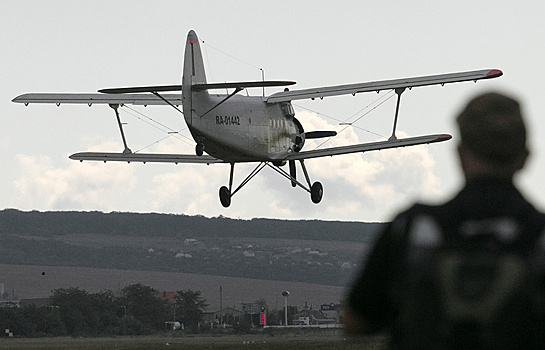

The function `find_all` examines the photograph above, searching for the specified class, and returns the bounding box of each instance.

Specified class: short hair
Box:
[456,92,528,173]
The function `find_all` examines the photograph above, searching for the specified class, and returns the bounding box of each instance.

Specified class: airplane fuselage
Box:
[186,93,300,163]
[181,30,303,164]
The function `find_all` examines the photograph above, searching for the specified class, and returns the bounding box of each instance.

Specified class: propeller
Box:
[305,131,337,139]
[288,117,337,189]
[292,117,337,153]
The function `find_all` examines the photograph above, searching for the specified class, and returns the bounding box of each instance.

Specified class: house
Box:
[202,306,244,325]
[157,291,177,304]
[320,303,343,323]
[292,308,336,325]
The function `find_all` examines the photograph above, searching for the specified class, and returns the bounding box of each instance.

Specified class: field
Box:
[0,332,387,350]
[0,264,346,311]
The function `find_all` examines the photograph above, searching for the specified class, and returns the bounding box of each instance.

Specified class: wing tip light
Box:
[438,134,452,142]
[486,69,503,78]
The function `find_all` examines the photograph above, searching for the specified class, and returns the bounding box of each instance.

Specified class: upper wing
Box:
[286,134,451,161]
[11,93,182,106]
[69,152,224,164]
[11,80,296,105]
[266,69,502,103]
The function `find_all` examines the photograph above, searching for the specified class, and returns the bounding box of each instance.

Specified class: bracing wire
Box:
[123,105,180,132]
[200,39,262,71]
[133,134,183,154]
[200,38,265,92]
[293,103,385,138]
[338,90,396,131]
[119,106,195,152]
[294,90,397,149]
[202,39,214,82]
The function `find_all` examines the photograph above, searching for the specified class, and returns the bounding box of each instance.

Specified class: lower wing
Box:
[70,135,450,164]
[69,152,224,164]
[286,134,451,161]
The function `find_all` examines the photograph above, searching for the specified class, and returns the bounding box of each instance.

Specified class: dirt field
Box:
[0,264,346,311]
[0,332,387,350]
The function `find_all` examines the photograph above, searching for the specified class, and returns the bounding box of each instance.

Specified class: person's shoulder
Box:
[384,202,442,240]
[385,201,458,241]
[392,202,446,222]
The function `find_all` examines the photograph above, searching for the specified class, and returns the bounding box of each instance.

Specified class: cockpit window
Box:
[281,102,295,118]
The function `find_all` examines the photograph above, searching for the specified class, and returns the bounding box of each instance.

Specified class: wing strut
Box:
[200,87,243,118]
[110,104,132,154]
[389,88,405,141]
[151,92,184,115]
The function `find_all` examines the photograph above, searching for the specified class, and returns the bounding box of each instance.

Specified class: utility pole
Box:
[219,286,223,325]
[282,291,290,327]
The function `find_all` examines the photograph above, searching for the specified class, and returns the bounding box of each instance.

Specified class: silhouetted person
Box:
[345,92,545,349]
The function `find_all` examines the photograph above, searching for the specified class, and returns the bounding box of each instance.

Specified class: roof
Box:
[157,291,177,303]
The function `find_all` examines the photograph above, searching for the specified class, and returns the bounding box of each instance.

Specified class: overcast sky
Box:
[2,1,545,222]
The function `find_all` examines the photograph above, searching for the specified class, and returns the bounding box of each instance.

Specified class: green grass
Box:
[0,333,387,350]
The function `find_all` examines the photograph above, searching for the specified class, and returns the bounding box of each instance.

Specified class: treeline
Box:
[0,209,382,242]
[0,284,208,337]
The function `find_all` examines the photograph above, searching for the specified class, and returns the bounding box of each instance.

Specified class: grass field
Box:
[0,333,387,350]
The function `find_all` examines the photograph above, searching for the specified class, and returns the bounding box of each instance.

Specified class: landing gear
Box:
[298,160,323,205]
[219,186,231,208]
[218,160,324,208]
[195,143,204,156]
[310,181,323,204]
[219,163,237,208]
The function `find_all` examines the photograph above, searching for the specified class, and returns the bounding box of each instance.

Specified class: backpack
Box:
[392,208,545,350]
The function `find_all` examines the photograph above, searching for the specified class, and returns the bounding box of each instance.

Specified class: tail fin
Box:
[182,30,208,126]
[183,30,207,86]
[182,30,207,125]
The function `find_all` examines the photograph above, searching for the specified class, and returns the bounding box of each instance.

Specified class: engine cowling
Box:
[292,117,305,152]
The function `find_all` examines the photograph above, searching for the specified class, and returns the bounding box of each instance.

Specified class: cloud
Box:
[14,153,136,211]
[258,111,443,220]
[149,164,226,215]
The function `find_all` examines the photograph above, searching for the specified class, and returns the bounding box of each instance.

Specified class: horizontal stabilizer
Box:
[193,80,296,91]
[69,152,224,164]
[287,134,451,160]
[97,81,296,94]
[99,85,182,94]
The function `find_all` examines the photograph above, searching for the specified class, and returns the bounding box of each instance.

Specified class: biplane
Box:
[12,30,502,207]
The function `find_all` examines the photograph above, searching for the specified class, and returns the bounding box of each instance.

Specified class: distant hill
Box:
[0,209,384,286]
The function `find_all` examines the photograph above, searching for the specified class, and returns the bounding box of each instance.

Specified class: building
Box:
[202,306,244,326]
[320,303,343,323]
[157,291,177,303]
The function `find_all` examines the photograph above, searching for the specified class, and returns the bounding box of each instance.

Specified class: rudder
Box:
[182,30,207,125]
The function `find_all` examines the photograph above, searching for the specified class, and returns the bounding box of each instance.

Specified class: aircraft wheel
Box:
[219,186,231,208]
[310,181,323,204]
[196,143,204,157]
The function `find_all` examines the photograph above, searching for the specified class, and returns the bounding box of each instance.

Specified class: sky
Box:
[1,1,545,222]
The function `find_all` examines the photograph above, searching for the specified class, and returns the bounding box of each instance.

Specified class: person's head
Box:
[456,92,529,180]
